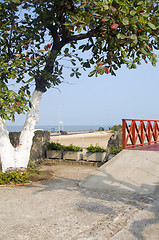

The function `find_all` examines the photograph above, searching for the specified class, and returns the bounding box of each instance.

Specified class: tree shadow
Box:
[128,198,159,240]
[79,168,159,239]
[26,166,159,239]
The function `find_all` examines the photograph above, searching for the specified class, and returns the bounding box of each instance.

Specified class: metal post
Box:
[154,121,157,144]
[132,120,136,147]
[148,121,151,145]
[141,121,144,146]
[122,119,126,149]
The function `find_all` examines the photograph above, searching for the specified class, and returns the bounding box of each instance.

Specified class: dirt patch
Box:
[28,170,54,182]
[39,164,97,181]
[28,163,97,183]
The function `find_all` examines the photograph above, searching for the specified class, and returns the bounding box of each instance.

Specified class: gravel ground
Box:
[0,164,158,240]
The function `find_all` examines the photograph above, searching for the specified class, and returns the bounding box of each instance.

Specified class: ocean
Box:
[7,125,112,132]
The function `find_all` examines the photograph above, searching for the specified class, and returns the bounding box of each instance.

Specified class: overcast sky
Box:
[7,58,159,127]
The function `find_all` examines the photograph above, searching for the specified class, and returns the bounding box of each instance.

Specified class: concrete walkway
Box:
[110,198,159,240]
[80,150,159,194]
[0,161,159,239]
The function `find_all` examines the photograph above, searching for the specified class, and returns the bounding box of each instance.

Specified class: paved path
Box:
[80,150,159,194]
[0,164,159,240]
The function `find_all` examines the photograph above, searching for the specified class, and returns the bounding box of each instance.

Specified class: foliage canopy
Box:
[0,0,159,120]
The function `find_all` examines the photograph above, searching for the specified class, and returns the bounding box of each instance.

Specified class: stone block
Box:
[46,150,63,159]
[63,151,82,161]
[84,152,106,162]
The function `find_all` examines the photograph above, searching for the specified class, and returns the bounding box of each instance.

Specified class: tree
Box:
[0,0,159,172]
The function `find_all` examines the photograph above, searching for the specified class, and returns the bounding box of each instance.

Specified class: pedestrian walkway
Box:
[80,150,159,194]
[0,164,159,239]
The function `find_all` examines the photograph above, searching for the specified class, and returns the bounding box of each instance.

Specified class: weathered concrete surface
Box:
[0,164,159,240]
[110,198,159,240]
[80,150,159,194]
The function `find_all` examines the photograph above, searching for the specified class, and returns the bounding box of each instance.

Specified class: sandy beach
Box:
[50,131,112,149]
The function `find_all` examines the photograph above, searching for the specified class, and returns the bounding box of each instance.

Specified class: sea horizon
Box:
[7,124,112,132]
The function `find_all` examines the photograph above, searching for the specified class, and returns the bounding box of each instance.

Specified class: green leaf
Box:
[100,68,105,75]
[11,0,21,3]
[38,50,45,53]
[147,22,156,30]
[25,78,34,83]
[130,34,138,45]
[71,61,76,66]
[142,13,149,18]
[122,18,129,25]
[141,48,147,55]
[117,33,127,40]
[83,45,92,51]
[70,73,74,77]
[88,70,96,77]
[137,1,144,5]
[103,5,109,10]
[77,28,82,33]
[139,35,149,41]
[79,45,85,50]
[132,63,137,68]
[85,17,90,24]
[83,62,91,68]
[130,10,136,16]
[64,48,69,54]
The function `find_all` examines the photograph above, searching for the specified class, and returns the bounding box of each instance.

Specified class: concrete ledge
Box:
[43,158,99,166]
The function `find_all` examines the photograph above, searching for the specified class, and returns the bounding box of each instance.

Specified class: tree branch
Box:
[47,25,60,43]
[65,30,95,43]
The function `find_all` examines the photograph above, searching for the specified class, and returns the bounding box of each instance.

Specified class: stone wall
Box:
[106,130,122,161]
[9,132,21,148]
[9,130,50,163]
[30,130,50,163]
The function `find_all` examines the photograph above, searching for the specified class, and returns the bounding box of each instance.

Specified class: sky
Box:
[7,58,159,127]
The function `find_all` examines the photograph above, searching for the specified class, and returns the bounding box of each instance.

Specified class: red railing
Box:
[122,119,159,149]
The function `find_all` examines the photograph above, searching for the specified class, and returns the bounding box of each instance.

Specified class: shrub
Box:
[110,124,122,132]
[86,144,106,153]
[110,144,122,155]
[28,162,40,174]
[0,171,29,185]
[47,142,83,151]
[46,142,65,150]
[63,144,82,152]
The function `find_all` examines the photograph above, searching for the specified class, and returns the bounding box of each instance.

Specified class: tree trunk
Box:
[0,118,15,172]
[0,90,43,172]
